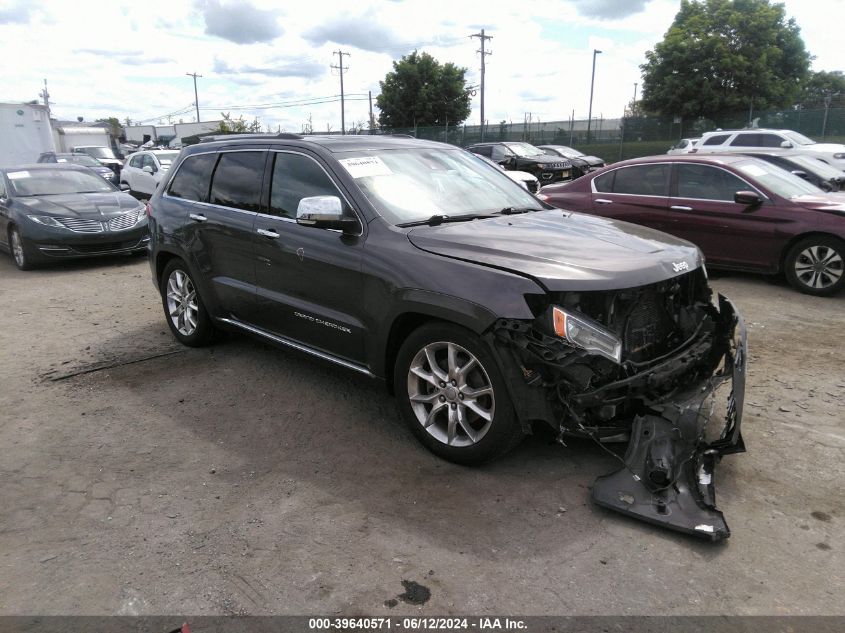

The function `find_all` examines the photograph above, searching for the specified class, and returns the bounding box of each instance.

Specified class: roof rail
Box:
[199,132,304,143]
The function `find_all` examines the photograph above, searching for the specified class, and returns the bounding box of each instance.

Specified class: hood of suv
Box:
[407,210,702,291]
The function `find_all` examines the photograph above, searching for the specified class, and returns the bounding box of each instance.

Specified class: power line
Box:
[469,29,492,141]
[186,72,202,122]
[331,50,351,134]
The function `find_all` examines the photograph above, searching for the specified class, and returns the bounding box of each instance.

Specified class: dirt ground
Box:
[0,253,842,616]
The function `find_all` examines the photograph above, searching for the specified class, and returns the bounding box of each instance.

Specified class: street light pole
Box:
[586,49,602,144]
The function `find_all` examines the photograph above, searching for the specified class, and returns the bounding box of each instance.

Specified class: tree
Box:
[376,51,471,128]
[213,112,263,134]
[800,71,845,108]
[96,117,123,139]
[640,0,812,121]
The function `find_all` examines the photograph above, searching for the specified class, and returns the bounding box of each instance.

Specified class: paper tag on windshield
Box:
[339,156,392,178]
[7,171,30,179]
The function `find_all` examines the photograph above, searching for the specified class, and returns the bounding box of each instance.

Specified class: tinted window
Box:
[491,145,512,161]
[593,171,614,193]
[141,155,156,170]
[167,153,217,202]
[209,152,265,212]
[269,152,345,219]
[703,134,731,146]
[129,154,143,168]
[611,164,670,196]
[676,164,749,201]
[472,146,493,158]
[730,133,785,148]
[0,176,6,197]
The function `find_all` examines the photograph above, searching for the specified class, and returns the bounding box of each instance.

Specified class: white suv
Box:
[693,129,845,170]
[120,150,180,197]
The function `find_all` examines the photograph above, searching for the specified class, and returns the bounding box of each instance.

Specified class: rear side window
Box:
[702,134,731,146]
[593,171,614,193]
[609,164,670,196]
[209,152,265,211]
[167,153,217,202]
[472,146,493,157]
[269,152,346,219]
[730,133,783,148]
[129,155,143,168]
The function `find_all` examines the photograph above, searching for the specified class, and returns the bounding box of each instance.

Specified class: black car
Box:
[739,152,844,192]
[37,152,119,185]
[147,134,747,540]
[0,164,149,270]
[466,142,572,184]
[538,145,605,179]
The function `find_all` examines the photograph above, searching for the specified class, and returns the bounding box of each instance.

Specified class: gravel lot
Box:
[0,254,842,616]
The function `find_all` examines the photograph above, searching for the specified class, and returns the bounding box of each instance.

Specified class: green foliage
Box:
[213,112,263,134]
[640,0,811,120]
[376,51,472,128]
[800,71,845,108]
[95,117,123,139]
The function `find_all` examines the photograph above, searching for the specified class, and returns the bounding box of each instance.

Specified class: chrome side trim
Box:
[217,317,374,377]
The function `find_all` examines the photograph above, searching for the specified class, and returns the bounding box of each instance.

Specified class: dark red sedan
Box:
[538,154,845,295]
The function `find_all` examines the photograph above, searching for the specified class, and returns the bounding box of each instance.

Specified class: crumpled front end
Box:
[491,269,746,541]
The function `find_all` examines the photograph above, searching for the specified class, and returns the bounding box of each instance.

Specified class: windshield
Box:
[552,145,583,158]
[783,131,815,146]
[154,151,179,166]
[789,155,843,178]
[336,148,544,224]
[66,155,102,167]
[7,169,116,196]
[506,142,546,157]
[79,147,117,159]
[734,159,824,198]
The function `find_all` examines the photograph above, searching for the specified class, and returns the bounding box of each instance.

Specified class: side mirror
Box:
[296,196,358,233]
[734,190,762,206]
[780,140,793,149]
[142,165,154,174]
[790,170,809,180]
[119,183,130,192]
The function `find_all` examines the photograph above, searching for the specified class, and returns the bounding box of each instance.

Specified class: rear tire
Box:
[785,236,845,296]
[159,259,217,346]
[394,322,524,465]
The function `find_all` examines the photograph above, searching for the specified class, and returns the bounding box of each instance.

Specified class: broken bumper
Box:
[591,294,746,541]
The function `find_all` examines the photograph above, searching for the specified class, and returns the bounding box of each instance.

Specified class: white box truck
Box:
[0,103,55,167]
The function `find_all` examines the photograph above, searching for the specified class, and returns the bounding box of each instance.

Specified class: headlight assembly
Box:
[552,306,622,363]
[27,215,65,228]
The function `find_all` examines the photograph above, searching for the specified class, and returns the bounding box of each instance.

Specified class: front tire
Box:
[394,323,524,465]
[159,259,216,346]
[9,226,34,270]
[785,236,845,296]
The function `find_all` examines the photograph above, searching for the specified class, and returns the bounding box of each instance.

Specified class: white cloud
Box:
[0,0,840,134]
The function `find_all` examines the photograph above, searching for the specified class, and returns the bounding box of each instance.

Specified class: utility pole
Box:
[39,79,51,117]
[632,82,637,115]
[470,29,492,141]
[186,72,202,122]
[331,50,350,134]
[586,49,602,143]
[821,91,840,138]
[368,90,375,134]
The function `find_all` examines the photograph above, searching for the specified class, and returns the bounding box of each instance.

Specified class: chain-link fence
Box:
[350,106,845,163]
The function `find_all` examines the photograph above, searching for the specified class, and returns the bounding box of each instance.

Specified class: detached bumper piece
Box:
[592,296,746,541]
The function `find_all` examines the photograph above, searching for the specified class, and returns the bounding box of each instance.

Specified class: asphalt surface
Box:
[0,253,842,615]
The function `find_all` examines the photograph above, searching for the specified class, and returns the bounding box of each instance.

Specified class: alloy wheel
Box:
[406,341,495,447]
[166,269,199,336]
[793,244,843,290]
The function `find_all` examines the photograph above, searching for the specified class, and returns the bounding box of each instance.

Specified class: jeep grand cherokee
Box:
[147,134,746,540]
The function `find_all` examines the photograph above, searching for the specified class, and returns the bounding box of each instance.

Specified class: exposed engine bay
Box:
[491,269,746,540]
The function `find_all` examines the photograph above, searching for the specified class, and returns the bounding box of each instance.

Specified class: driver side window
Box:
[269,152,349,220]
[491,145,512,161]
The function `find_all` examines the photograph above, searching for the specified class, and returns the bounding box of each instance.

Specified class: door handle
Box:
[595,198,613,204]
[670,205,693,212]
[256,228,280,239]
[189,213,207,222]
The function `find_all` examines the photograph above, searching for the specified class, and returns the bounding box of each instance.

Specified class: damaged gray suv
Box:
[148,134,746,540]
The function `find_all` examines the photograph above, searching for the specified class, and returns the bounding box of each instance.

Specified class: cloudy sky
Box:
[0,0,841,132]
